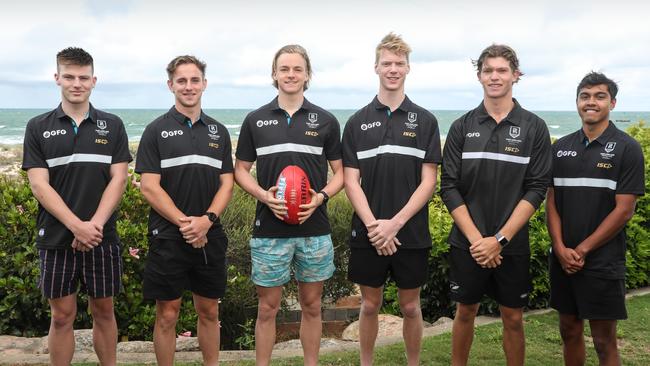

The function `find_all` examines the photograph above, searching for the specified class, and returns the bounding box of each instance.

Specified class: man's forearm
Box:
[498,200,536,241]
[205,173,234,218]
[344,170,375,226]
[91,163,128,226]
[393,164,437,227]
[449,205,482,244]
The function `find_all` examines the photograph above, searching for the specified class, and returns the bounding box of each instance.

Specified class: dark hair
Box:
[166,55,207,80]
[576,71,618,99]
[56,47,93,71]
[472,44,523,77]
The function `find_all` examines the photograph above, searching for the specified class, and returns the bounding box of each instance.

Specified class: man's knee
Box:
[156,302,181,330]
[257,300,280,323]
[89,298,116,323]
[500,308,523,332]
[300,297,322,319]
[360,296,382,316]
[51,307,76,329]
[454,303,479,323]
[399,300,421,319]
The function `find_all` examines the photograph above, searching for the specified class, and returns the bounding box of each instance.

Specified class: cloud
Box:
[0,0,649,110]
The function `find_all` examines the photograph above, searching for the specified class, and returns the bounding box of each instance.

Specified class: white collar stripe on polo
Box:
[160,154,223,169]
[554,177,617,190]
[357,144,426,160]
[46,153,112,168]
[255,143,323,157]
[462,151,530,165]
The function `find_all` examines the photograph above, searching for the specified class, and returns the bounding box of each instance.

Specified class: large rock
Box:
[0,335,46,354]
[175,336,200,352]
[41,329,94,354]
[273,338,351,350]
[116,340,154,353]
[342,314,404,341]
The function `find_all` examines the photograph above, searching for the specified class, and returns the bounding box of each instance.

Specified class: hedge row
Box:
[1,123,649,349]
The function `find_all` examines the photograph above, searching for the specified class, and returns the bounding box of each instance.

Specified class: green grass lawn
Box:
[75,294,650,365]
[227,294,650,366]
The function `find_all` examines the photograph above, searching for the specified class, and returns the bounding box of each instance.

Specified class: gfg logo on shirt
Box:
[361,121,381,131]
[556,150,577,157]
[161,130,183,138]
[43,129,67,138]
[256,119,279,128]
[466,132,480,138]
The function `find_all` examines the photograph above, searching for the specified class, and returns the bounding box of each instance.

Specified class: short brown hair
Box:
[56,47,93,72]
[166,55,206,80]
[375,33,412,64]
[272,45,312,91]
[473,44,523,78]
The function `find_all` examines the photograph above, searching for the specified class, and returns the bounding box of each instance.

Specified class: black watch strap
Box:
[205,211,218,223]
[495,231,509,247]
[319,190,330,204]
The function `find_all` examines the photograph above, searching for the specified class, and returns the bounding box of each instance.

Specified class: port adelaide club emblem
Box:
[307,113,319,128]
[208,124,218,134]
[96,120,107,129]
[604,142,617,153]
[408,112,417,123]
[509,126,521,139]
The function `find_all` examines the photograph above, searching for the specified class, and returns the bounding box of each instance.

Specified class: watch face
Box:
[207,212,217,222]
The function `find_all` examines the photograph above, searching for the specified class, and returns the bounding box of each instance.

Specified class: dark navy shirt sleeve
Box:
[424,116,442,164]
[22,119,48,170]
[221,129,234,174]
[342,118,359,168]
[440,119,466,212]
[112,119,133,164]
[134,124,161,174]
[235,117,257,162]
[616,139,645,195]
[324,117,342,161]
[522,121,552,209]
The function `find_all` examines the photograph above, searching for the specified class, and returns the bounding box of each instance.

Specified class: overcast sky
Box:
[1,0,649,111]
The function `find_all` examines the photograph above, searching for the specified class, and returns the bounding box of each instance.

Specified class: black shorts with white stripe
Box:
[38,242,122,299]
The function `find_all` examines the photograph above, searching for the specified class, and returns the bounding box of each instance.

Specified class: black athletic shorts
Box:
[144,236,228,300]
[347,247,429,289]
[448,246,531,308]
[549,256,627,320]
[38,242,122,299]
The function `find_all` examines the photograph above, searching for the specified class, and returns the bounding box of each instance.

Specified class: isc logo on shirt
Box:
[305,131,318,137]
[43,129,67,138]
[161,130,183,138]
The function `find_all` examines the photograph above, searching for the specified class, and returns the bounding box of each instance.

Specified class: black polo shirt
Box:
[440,99,552,255]
[342,95,442,249]
[22,103,132,249]
[135,106,233,240]
[551,122,644,279]
[235,97,341,238]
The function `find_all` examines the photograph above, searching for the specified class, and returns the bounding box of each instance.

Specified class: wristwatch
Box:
[495,231,509,248]
[205,212,218,224]
[318,190,330,204]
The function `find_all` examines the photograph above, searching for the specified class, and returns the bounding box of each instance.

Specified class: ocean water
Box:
[0,108,648,145]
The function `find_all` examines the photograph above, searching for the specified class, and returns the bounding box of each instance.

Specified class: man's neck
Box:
[175,103,202,124]
[483,94,514,124]
[377,89,405,112]
[278,92,304,117]
[61,100,90,125]
[583,119,610,142]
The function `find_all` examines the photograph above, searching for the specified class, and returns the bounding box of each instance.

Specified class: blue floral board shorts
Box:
[250,234,335,287]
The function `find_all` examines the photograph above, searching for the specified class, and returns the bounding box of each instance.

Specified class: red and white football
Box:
[275,165,311,225]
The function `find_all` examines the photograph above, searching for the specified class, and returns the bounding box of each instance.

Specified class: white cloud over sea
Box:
[0,0,649,111]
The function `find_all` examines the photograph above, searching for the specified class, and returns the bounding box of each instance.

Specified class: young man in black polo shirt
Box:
[234,44,343,366]
[22,47,131,366]
[342,33,441,366]
[440,44,552,365]
[135,55,234,366]
[547,72,644,366]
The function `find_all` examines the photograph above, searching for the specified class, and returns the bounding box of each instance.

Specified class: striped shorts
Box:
[38,242,122,299]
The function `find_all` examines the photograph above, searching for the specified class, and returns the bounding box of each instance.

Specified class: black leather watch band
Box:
[319,190,330,204]
[205,211,218,223]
